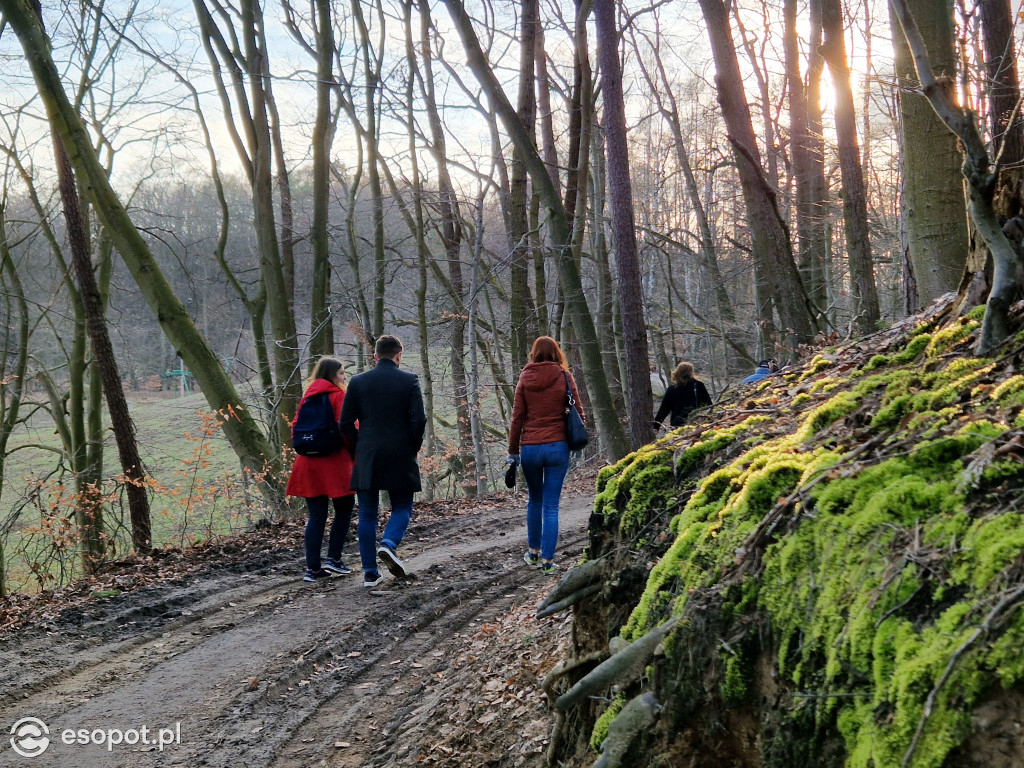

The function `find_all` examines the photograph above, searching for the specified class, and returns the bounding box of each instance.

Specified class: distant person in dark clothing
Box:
[742,359,778,385]
[653,362,712,429]
[339,335,427,588]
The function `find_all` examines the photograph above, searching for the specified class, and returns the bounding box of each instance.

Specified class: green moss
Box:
[964,305,986,320]
[864,354,890,371]
[925,319,979,357]
[621,464,675,535]
[590,692,626,751]
[990,375,1024,405]
[797,392,860,439]
[585,315,1024,768]
[722,650,751,705]
[799,354,834,381]
[891,332,932,364]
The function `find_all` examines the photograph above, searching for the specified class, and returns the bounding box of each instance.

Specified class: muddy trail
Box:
[0,482,595,768]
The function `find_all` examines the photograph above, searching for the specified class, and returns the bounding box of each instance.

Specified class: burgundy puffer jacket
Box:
[507,361,585,453]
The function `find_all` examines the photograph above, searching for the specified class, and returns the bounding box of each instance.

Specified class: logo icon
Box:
[10,718,50,758]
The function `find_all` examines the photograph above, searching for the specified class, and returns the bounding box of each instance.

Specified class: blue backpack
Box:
[291,392,343,456]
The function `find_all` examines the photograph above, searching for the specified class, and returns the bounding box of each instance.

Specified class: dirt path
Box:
[0,486,594,768]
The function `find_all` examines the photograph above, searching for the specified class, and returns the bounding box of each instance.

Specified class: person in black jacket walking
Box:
[653,362,712,430]
[340,335,427,588]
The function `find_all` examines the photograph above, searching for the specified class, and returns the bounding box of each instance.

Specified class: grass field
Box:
[1,390,263,592]
[0,372,513,593]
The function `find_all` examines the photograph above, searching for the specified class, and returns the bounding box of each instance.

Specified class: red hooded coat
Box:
[507,361,585,453]
[285,378,354,498]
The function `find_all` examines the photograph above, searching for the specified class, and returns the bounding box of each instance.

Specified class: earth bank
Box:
[546,298,1024,768]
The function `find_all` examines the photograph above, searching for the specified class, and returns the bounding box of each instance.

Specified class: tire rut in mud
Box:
[0,492,592,768]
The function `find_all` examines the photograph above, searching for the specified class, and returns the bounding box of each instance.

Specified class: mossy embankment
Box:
[550,300,1024,768]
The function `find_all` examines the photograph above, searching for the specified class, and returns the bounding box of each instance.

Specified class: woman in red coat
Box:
[286,356,355,582]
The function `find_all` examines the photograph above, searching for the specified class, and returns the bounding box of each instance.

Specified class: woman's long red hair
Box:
[529,336,569,371]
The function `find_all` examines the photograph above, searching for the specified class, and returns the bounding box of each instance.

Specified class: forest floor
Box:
[0,470,598,768]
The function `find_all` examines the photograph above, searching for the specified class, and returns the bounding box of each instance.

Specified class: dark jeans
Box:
[520,440,570,561]
[357,490,415,575]
[304,494,355,571]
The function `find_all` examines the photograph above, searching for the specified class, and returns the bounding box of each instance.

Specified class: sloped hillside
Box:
[546,298,1024,768]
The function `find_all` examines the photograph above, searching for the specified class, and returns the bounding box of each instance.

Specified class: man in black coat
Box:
[339,335,427,587]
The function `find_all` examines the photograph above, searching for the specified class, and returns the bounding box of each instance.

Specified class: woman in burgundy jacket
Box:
[286,356,355,582]
[507,336,585,574]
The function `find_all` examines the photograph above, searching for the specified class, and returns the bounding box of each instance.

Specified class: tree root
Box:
[537,557,606,614]
[554,617,679,713]
[537,583,603,619]
[542,649,611,701]
[591,692,663,768]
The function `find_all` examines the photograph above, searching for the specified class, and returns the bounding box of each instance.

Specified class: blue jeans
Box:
[520,441,570,561]
[357,490,414,574]
[304,495,354,570]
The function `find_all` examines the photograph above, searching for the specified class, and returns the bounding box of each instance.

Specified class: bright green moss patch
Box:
[798,354,834,381]
[590,692,626,751]
[586,321,1024,768]
[925,319,980,356]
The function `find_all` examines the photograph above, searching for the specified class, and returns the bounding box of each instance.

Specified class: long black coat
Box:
[339,358,427,492]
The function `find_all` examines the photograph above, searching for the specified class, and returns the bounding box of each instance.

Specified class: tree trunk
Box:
[509,0,540,370]
[33,0,152,557]
[308,0,337,363]
[697,0,818,354]
[594,0,653,451]
[417,0,472,478]
[890,0,1023,353]
[889,0,968,306]
[784,0,829,314]
[818,0,880,334]
[240,0,301,447]
[0,199,32,595]
[979,0,1024,220]
[444,0,630,460]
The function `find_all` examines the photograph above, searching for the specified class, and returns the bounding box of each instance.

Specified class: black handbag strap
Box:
[563,371,575,409]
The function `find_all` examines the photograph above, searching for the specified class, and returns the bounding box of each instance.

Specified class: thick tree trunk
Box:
[594,0,653,451]
[784,0,828,313]
[979,0,1024,220]
[509,0,539,370]
[890,0,1023,353]
[889,0,968,306]
[308,0,337,363]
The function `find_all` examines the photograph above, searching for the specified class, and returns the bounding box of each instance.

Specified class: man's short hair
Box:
[375,335,403,359]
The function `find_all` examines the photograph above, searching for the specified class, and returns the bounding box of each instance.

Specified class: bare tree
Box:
[818,0,880,333]
[593,0,652,450]
[443,0,630,459]
[0,0,283,497]
[696,0,818,355]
